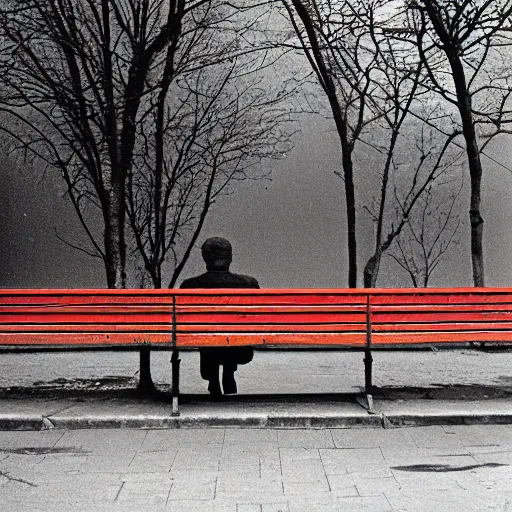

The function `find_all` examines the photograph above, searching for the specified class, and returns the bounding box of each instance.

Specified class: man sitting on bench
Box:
[179,237,260,398]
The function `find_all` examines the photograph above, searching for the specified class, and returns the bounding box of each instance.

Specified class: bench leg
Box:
[356,393,375,414]
[364,347,373,395]
[357,348,375,414]
[171,350,181,417]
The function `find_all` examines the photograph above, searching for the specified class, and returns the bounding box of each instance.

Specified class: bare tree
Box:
[0,0,295,391]
[277,0,386,288]
[126,63,295,289]
[0,0,209,288]
[358,3,428,287]
[0,0,270,289]
[389,173,463,287]
[399,0,512,286]
[362,115,462,287]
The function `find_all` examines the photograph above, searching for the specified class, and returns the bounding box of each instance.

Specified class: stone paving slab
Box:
[2,425,512,511]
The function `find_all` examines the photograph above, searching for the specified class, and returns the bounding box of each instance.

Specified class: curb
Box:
[383,412,512,427]
[2,411,512,430]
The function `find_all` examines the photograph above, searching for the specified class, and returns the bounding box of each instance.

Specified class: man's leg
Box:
[222,362,238,395]
[200,349,221,397]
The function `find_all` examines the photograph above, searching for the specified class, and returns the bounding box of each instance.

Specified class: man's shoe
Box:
[222,375,237,395]
[208,380,222,400]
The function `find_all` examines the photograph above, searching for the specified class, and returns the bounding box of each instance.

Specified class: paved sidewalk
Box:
[2,425,512,511]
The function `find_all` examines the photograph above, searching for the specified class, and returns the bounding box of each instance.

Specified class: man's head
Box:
[201,237,232,271]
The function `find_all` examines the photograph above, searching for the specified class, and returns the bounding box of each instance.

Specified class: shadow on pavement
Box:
[1,376,512,402]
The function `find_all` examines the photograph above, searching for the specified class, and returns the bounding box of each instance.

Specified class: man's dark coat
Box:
[180,270,260,380]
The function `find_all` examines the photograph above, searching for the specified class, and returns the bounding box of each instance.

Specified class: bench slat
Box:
[175,313,366,324]
[0,296,175,306]
[0,313,175,324]
[176,333,366,347]
[0,323,366,334]
[0,305,364,314]
[0,333,172,345]
[175,295,368,306]
[373,322,512,332]
[372,332,512,344]
[372,312,512,324]
[371,294,512,305]
[371,304,512,313]
[0,325,174,333]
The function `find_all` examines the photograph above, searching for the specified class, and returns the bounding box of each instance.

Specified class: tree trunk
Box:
[104,181,126,289]
[363,253,380,288]
[103,177,157,393]
[138,348,157,395]
[289,0,358,288]
[342,142,358,289]
[448,53,485,287]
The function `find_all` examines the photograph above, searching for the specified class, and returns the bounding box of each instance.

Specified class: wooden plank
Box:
[368,287,512,295]
[0,305,366,315]
[0,289,176,296]
[0,296,176,306]
[372,322,512,332]
[176,333,366,347]
[372,312,512,324]
[174,288,370,296]
[371,294,512,305]
[0,313,174,324]
[175,305,367,313]
[0,324,174,333]
[0,323,364,334]
[0,306,175,314]
[175,323,366,333]
[372,332,512,344]
[371,304,512,313]
[174,312,366,324]
[0,333,173,345]
[175,294,368,306]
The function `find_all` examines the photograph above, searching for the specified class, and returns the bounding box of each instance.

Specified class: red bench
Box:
[1,288,511,415]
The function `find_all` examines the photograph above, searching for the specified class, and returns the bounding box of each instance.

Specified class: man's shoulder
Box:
[229,272,260,288]
[179,273,210,288]
[179,271,259,289]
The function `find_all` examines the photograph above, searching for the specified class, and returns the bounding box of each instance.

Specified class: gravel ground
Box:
[1,348,511,399]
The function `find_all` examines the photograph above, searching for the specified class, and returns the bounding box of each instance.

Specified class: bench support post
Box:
[364,348,373,395]
[358,294,375,414]
[171,349,181,416]
[361,348,374,413]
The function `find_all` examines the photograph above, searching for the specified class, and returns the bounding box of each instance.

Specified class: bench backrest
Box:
[174,290,368,347]
[0,289,369,348]
[0,290,176,347]
[370,288,512,345]
[0,288,512,348]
